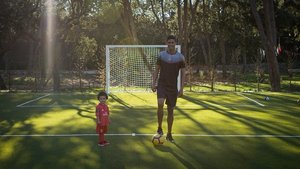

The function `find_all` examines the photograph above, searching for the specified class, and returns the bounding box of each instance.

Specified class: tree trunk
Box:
[0,52,7,89]
[121,0,138,44]
[121,0,153,73]
[177,0,182,43]
[0,75,7,90]
[219,37,227,78]
[250,0,281,91]
[53,41,61,92]
[199,35,209,65]
[182,0,188,56]
[242,49,247,74]
[149,0,167,36]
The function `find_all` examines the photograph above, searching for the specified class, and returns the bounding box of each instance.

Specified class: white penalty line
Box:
[237,93,265,107]
[1,133,300,138]
[16,94,51,108]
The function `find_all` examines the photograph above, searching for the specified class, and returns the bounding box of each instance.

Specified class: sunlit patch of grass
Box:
[0,138,21,161]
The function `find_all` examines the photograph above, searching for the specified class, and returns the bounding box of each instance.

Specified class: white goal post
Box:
[105,45,181,93]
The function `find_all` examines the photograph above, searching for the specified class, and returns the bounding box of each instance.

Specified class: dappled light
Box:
[1,91,299,168]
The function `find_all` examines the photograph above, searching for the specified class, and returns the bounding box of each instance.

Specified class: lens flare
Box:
[45,0,56,79]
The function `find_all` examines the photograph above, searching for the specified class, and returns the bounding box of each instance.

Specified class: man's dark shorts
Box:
[157,86,178,107]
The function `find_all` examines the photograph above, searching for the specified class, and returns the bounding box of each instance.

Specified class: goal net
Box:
[106,45,181,93]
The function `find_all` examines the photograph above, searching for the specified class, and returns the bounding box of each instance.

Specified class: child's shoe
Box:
[103,140,110,145]
[98,142,105,147]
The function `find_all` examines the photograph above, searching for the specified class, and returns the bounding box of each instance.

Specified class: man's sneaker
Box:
[166,133,175,143]
[103,140,110,145]
[157,128,163,136]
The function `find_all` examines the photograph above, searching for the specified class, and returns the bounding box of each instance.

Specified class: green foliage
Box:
[73,36,97,71]
[1,0,299,92]
[97,1,122,24]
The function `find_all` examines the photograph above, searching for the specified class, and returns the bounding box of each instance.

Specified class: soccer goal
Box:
[106,45,181,93]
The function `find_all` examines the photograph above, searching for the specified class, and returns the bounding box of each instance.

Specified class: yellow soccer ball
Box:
[152,134,165,145]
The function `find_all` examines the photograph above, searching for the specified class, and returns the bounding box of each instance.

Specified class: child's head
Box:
[97,91,108,104]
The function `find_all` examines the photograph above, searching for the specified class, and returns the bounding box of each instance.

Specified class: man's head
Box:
[166,35,176,53]
[167,35,176,41]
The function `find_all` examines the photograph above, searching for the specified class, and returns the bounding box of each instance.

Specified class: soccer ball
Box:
[264,96,270,101]
[152,134,165,145]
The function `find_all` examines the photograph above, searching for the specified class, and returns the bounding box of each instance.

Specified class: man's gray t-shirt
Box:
[157,50,185,91]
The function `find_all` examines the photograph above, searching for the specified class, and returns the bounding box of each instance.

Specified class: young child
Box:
[96,91,110,146]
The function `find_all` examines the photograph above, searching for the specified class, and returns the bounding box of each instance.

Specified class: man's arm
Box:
[178,67,185,97]
[151,65,160,92]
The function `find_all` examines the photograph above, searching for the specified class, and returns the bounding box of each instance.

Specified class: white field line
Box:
[18,105,90,108]
[15,93,258,108]
[15,93,93,108]
[1,133,300,138]
[16,94,51,108]
[237,93,265,107]
[17,104,255,109]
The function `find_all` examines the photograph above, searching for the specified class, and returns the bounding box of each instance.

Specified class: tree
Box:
[250,0,281,91]
[0,0,41,90]
[121,0,139,44]
[73,36,97,89]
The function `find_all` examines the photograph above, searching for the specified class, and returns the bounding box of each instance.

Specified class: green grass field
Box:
[0,91,300,169]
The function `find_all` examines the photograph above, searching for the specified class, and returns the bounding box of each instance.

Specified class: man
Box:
[151,35,186,143]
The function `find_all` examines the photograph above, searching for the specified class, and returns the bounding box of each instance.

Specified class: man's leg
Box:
[157,98,165,134]
[165,92,177,142]
[167,106,174,134]
[166,106,175,142]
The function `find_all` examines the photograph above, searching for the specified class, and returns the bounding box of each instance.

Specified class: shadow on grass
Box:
[180,94,300,147]
[109,93,132,109]
[0,135,106,169]
[154,144,198,169]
